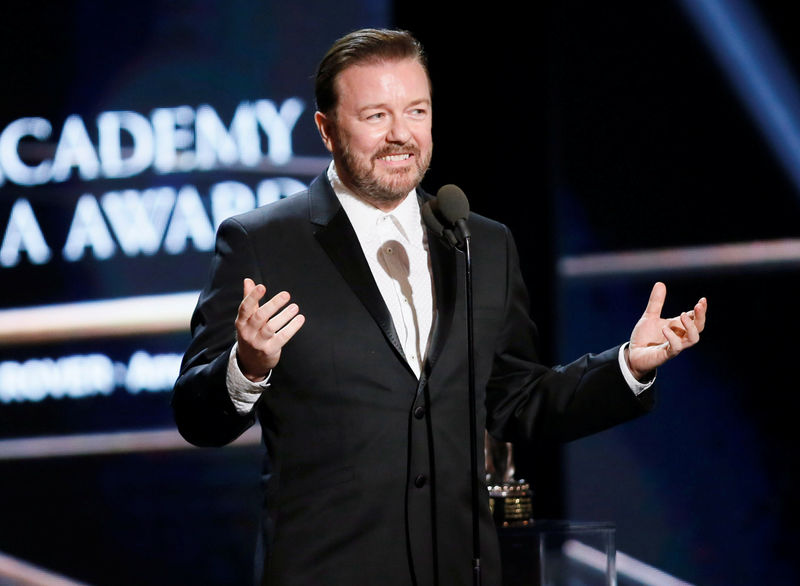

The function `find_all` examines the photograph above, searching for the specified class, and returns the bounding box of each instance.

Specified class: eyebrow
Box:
[358,98,432,112]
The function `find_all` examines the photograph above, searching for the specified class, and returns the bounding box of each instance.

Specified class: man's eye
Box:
[367,112,385,120]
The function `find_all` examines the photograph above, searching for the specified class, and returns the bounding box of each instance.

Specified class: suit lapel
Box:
[309,175,409,367]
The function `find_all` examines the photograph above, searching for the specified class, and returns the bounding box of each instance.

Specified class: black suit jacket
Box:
[172,173,654,586]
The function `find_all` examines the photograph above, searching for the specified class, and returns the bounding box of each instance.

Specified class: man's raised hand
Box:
[235,278,305,382]
[626,282,707,381]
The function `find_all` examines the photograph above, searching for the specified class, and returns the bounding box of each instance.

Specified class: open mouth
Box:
[378,153,412,162]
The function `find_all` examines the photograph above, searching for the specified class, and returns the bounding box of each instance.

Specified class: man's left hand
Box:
[626,282,707,381]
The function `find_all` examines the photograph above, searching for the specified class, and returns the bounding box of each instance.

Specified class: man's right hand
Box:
[235,278,305,382]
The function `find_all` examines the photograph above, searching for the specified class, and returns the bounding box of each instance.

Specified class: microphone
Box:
[437,184,470,244]
[436,184,469,223]
[421,199,459,248]
[422,184,471,247]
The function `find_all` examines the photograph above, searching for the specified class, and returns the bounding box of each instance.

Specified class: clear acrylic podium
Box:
[498,520,616,586]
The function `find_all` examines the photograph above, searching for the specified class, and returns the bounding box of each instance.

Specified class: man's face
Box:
[315,58,433,209]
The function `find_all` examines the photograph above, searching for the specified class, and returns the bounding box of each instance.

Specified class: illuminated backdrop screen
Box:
[0,2,389,584]
[0,2,387,436]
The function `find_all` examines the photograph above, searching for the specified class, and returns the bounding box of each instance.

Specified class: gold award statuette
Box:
[485,433,534,528]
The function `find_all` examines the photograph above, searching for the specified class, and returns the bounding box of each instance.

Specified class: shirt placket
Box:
[376,214,420,375]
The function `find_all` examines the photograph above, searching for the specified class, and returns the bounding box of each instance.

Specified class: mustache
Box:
[373,144,421,159]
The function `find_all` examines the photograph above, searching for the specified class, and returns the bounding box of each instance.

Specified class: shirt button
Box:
[414,474,427,488]
[414,406,425,419]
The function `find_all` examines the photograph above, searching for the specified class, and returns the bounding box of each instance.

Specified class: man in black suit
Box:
[172,29,707,586]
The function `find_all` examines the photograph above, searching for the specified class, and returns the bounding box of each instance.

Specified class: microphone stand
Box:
[456,220,480,586]
[422,197,480,585]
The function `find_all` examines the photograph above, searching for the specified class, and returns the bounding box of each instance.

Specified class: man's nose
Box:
[386,116,411,143]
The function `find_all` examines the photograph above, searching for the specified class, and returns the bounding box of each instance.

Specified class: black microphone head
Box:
[421,200,444,235]
[436,184,470,225]
[422,200,459,248]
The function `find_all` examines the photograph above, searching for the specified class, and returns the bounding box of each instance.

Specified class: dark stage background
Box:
[2,1,798,584]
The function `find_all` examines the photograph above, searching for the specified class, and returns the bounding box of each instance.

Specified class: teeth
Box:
[381,154,410,161]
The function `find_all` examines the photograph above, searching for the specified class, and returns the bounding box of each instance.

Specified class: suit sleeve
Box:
[171,218,263,447]
[484,225,655,444]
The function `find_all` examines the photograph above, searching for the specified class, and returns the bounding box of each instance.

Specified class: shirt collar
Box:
[327,161,424,249]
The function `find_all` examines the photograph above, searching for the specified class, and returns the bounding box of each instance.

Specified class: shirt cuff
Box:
[618,343,655,396]
[226,342,271,415]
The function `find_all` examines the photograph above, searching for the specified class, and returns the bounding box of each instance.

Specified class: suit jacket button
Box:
[414,474,427,488]
[413,406,425,419]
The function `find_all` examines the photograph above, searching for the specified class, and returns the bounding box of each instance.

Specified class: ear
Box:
[314,111,335,153]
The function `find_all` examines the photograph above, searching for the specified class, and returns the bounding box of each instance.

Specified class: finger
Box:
[243,277,256,298]
[238,279,267,323]
[269,313,306,347]
[255,311,305,350]
[682,298,707,321]
[267,302,301,333]
[680,311,700,344]
[253,291,291,325]
[643,282,667,318]
[693,297,707,333]
[661,324,683,357]
[262,315,306,351]
[242,278,266,303]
